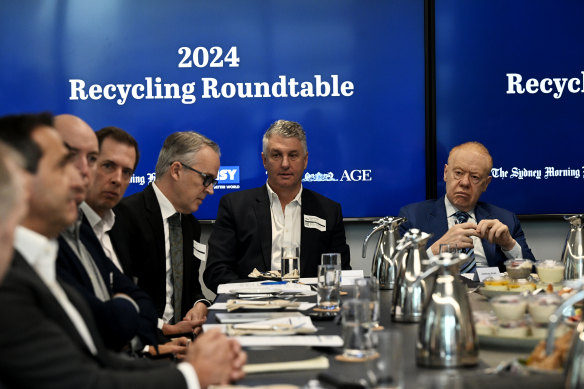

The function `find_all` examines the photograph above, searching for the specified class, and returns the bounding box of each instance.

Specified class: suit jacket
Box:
[56,215,158,350]
[203,186,351,293]
[0,253,186,389]
[112,184,206,319]
[398,195,535,270]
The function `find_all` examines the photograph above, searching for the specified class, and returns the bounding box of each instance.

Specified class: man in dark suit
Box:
[203,120,350,293]
[398,141,535,271]
[114,131,220,326]
[0,113,245,389]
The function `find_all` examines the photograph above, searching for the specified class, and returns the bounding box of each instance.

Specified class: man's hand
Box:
[162,319,205,336]
[183,302,208,335]
[186,329,247,389]
[476,219,516,251]
[148,337,189,359]
[430,222,478,255]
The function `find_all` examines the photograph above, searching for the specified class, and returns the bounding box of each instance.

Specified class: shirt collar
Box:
[79,202,115,233]
[265,181,303,207]
[444,196,476,221]
[152,182,179,219]
[14,225,59,283]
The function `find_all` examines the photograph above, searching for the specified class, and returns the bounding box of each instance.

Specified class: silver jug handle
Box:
[362,223,387,258]
[546,288,584,355]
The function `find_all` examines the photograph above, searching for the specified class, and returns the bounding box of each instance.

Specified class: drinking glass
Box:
[281,245,300,281]
[439,243,457,254]
[341,298,375,359]
[367,331,404,389]
[354,277,381,328]
[317,264,340,310]
[321,253,341,283]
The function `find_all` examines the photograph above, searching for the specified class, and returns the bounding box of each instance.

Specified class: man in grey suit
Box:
[204,120,350,293]
[0,113,245,389]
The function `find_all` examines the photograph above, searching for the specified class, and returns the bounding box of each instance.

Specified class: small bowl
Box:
[505,259,534,279]
[491,294,527,322]
[528,293,561,324]
[536,259,565,284]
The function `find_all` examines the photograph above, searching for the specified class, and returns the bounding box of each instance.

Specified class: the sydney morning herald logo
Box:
[129,166,241,189]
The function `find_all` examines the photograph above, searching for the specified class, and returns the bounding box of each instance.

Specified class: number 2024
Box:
[178,46,240,68]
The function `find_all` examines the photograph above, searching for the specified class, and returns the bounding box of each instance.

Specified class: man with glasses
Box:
[114,131,219,329]
[398,141,534,272]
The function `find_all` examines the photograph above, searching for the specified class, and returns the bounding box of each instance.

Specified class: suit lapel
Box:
[143,185,167,275]
[299,190,318,274]
[429,197,449,245]
[254,187,272,270]
[474,203,497,263]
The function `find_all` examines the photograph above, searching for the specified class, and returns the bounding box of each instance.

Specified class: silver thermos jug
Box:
[413,253,479,368]
[391,228,432,323]
[362,216,406,290]
[562,215,584,280]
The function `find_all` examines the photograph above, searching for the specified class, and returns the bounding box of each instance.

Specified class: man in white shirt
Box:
[0,113,245,389]
[204,120,351,293]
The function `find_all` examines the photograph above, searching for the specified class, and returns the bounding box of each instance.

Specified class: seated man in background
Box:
[204,120,351,294]
[114,131,219,328]
[0,112,246,389]
[54,114,159,351]
[84,126,201,354]
[398,141,535,272]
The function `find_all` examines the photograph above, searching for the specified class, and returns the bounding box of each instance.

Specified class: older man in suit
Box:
[0,113,245,389]
[398,141,535,272]
[203,120,350,294]
[114,131,219,327]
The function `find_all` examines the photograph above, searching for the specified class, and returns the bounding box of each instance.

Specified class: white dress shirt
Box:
[14,226,98,355]
[80,202,124,273]
[267,182,302,271]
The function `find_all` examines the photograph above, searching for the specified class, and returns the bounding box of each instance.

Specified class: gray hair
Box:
[262,120,307,154]
[155,131,220,177]
[0,142,25,220]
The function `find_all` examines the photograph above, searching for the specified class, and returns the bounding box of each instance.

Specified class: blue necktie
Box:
[454,211,476,273]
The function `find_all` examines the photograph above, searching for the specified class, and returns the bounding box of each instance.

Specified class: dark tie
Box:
[168,213,183,323]
[454,211,476,273]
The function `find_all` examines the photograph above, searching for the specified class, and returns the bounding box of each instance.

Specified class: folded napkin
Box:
[244,356,329,374]
[226,299,300,312]
[226,316,317,336]
[248,268,281,279]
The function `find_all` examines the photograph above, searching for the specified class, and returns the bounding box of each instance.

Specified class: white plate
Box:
[228,287,281,295]
[477,287,523,298]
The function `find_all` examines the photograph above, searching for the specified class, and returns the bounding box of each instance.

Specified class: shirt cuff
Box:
[177,362,201,389]
[194,299,211,307]
[502,241,522,259]
[158,318,164,330]
[113,294,140,313]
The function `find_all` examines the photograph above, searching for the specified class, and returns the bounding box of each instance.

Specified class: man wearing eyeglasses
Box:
[114,131,220,329]
[398,142,534,272]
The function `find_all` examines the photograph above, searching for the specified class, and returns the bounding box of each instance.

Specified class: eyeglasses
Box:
[175,162,218,188]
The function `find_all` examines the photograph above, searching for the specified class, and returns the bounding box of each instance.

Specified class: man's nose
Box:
[111,168,122,184]
[281,155,290,168]
[205,184,214,195]
[459,172,471,186]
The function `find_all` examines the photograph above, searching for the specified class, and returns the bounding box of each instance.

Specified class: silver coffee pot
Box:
[546,288,584,388]
[562,215,584,280]
[391,228,432,323]
[362,216,406,290]
[413,253,479,367]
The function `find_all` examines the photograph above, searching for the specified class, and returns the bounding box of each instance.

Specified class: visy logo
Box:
[218,166,240,184]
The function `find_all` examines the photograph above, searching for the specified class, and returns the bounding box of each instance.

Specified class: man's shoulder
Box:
[302,187,341,208]
[220,186,265,203]
[475,200,517,218]
[399,197,442,214]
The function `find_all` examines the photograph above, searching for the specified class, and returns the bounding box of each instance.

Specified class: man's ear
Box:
[443,164,449,183]
[169,161,182,181]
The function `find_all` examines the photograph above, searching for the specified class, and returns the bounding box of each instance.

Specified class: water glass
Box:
[321,252,341,283]
[354,277,381,328]
[367,331,404,389]
[281,245,300,281]
[341,298,375,359]
[317,264,340,310]
[439,243,457,254]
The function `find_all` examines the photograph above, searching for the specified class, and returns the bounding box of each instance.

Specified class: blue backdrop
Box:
[0,0,426,220]
[435,0,584,215]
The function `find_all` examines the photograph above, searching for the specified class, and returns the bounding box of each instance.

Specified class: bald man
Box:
[399,141,535,272]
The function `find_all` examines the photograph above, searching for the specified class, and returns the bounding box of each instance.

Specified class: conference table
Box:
[207,285,565,389]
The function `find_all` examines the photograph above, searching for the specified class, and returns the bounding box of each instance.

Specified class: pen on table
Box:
[261,281,288,285]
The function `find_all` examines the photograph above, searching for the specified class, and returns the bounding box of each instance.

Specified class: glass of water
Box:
[281,245,300,281]
[341,298,375,359]
[317,264,340,310]
[321,253,341,283]
[354,277,381,328]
